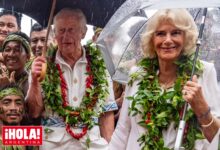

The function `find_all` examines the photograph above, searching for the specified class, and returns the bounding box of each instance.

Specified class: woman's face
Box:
[153,22,185,62]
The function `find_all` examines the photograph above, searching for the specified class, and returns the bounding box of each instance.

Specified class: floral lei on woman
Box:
[41,42,109,140]
[128,54,204,150]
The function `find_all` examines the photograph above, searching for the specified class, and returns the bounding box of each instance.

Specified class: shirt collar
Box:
[56,46,87,66]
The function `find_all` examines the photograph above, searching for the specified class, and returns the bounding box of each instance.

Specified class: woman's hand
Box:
[182,75,220,142]
[182,75,209,117]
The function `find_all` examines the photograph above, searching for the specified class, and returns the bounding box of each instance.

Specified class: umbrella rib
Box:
[115,19,148,69]
[193,8,202,21]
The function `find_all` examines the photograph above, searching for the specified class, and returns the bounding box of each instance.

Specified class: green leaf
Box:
[128,55,204,149]
[41,43,109,148]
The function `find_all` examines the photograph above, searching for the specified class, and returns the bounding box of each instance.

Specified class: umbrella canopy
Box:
[97,0,220,83]
[0,0,125,27]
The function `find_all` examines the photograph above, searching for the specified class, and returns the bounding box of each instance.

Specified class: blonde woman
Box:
[109,9,220,150]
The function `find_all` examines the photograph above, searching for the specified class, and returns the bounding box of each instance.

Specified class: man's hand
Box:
[26,56,46,118]
[99,111,115,142]
[116,92,124,108]
[0,70,15,85]
[9,71,15,83]
[31,56,46,84]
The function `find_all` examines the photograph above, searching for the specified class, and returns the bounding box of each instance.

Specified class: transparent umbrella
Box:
[97,0,220,84]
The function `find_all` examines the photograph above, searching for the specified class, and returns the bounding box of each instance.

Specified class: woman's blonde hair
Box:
[141,9,198,58]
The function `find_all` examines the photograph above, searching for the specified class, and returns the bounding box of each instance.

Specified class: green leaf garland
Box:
[42,42,109,135]
[128,54,204,150]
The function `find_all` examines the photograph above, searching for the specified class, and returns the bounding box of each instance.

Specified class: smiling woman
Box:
[152,24,185,62]
[109,8,220,150]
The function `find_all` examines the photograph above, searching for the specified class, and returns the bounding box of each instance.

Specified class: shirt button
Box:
[73,97,78,101]
[73,78,77,83]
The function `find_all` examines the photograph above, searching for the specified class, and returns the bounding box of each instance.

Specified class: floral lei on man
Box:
[41,42,109,140]
[128,54,204,150]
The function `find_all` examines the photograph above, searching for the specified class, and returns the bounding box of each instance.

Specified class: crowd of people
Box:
[0,7,220,150]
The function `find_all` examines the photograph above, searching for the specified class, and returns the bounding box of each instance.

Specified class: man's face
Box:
[30,29,47,56]
[0,15,19,45]
[0,95,24,125]
[54,16,85,54]
[3,41,29,73]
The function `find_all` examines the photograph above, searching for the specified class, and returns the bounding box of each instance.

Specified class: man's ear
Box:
[81,26,88,39]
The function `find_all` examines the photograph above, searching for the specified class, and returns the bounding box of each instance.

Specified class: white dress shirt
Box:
[40,47,117,150]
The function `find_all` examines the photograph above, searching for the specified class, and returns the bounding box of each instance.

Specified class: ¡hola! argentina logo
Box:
[2,126,42,145]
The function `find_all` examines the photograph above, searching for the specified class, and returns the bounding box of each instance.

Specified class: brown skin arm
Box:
[182,75,220,142]
[26,56,45,118]
[99,111,115,143]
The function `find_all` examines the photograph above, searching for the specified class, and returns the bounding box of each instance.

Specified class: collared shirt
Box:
[55,47,117,110]
[43,47,118,126]
[41,47,118,150]
[55,48,89,107]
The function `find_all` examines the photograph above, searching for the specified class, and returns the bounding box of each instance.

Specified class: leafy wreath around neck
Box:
[41,42,109,141]
[128,54,204,150]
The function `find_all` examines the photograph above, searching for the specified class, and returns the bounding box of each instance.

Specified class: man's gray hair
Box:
[53,8,87,28]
